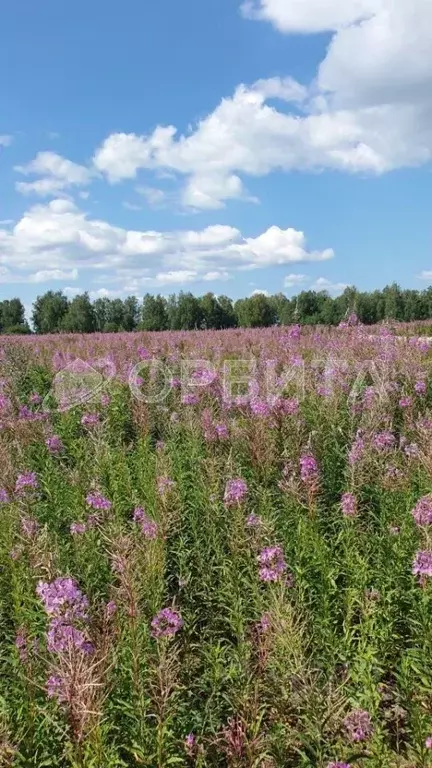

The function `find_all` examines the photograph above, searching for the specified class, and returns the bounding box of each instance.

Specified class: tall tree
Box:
[123,296,140,331]
[200,292,224,329]
[61,293,96,333]
[176,292,203,330]
[141,294,169,331]
[32,290,69,334]
[217,295,237,328]
[0,298,27,331]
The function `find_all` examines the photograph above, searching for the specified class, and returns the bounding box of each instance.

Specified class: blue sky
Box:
[1,0,432,314]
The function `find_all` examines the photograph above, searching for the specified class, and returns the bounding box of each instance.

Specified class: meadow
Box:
[1,320,432,767]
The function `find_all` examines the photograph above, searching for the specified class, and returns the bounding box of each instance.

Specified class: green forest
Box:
[2,282,432,334]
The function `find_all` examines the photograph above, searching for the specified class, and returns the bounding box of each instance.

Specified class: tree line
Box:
[2,283,432,335]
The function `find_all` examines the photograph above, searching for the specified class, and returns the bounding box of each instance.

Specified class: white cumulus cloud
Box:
[284,273,308,288]
[85,0,432,209]
[0,199,333,290]
[15,152,94,197]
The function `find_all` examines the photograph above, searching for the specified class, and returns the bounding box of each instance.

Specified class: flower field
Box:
[1,322,432,767]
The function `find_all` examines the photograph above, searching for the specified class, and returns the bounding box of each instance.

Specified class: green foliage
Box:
[1,332,432,766]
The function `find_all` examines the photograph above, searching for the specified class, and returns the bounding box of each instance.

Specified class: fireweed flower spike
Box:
[373,431,396,450]
[151,608,183,639]
[157,476,176,497]
[412,550,432,579]
[0,488,9,503]
[341,493,357,518]
[184,733,196,757]
[343,709,374,742]
[246,513,262,528]
[299,454,318,484]
[257,546,287,582]
[86,492,112,511]
[327,763,352,768]
[70,522,87,536]
[46,435,64,454]
[132,507,158,539]
[36,577,89,622]
[15,472,38,495]
[224,478,248,507]
[81,413,100,427]
[411,496,432,526]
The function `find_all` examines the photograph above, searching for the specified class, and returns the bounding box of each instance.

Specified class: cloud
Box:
[284,273,308,288]
[86,0,432,209]
[0,135,12,148]
[241,0,375,34]
[136,186,167,208]
[310,277,348,294]
[417,271,432,281]
[250,289,269,296]
[228,226,333,268]
[15,152,94,197]
[30,268,79,283]
[0,199,333,291]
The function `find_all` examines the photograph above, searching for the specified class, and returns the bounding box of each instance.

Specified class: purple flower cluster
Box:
[37,577,93,656]
[250,399,272,418]
[224,478,248,507]
[46,674,67,702]
[37,577,89,621]
[105,600,117,618]
[415,380,427,395]
[157,476,176,497]
[343,709,374,742]
[257,613,271,633]
[341,493,357,518]
[411,496,432,526]
[246,513,262,528]
[404,442,419,459]
[18,405,46,422]
[399,396,412,408]
[47,619,93,654]
[257,546,287,582]
[373,431,396,450]
[86,491,112,511]
[182,392,200,406]
[327,763,352,768]
[70,521,87,536]
[215,423,229,439]
[412,550,432,578]
[201,409,229,442]
[300,454,318,484]
[15,472,38,494]
[151,607,183,639]
[184,732,196,757]
[191,368,218,387]
[46,435,64,454]
[133,507,158,539]
[81,412,100,427]
[0,488,9,503]
[274,397,299,416]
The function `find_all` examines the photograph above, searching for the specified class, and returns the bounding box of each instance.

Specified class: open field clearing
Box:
[1,323,432,767]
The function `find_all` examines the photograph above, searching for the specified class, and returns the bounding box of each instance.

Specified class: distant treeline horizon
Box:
[2,283,432,335]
